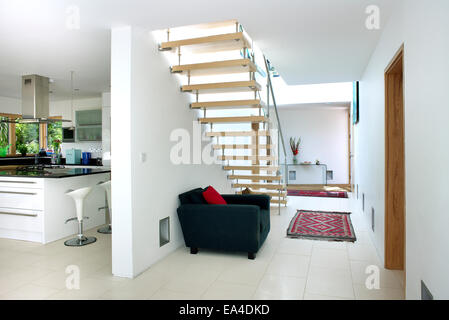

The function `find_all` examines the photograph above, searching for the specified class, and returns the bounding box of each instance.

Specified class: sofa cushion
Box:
[190,189,208,204]
[202,186,227,205]
[179,188,207,205]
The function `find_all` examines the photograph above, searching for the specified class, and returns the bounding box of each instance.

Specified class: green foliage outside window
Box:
[0,118,8,149]
[48,122,62,151]
[16,123,39,154]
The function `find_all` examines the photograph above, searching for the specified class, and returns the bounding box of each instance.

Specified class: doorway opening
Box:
[384,45,405,272]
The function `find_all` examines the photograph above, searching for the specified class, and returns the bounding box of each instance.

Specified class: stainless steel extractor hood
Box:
[1,74,70,124]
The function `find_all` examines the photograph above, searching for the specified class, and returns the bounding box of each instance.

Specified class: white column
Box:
[110,26,134,278]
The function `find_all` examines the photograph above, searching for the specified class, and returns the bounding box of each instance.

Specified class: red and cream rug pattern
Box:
[287,210,356,242]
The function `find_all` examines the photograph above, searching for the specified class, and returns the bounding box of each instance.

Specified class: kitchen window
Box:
[47,121,62,150]
[0,116,10,155]
[16,123,40,154]
[0,114,63,156]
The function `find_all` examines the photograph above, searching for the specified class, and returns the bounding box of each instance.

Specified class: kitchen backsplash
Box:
[61,142,103,158]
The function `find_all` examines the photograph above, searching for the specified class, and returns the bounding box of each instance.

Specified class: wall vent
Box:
[159,217,170,247]
[421,281,433,300]
[371,207,375,231]
[288,171,296,181]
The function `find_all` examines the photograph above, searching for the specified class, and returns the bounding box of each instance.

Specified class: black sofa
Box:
[177,188,271,259]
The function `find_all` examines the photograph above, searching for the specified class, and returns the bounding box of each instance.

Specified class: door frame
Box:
[384,44,405,272]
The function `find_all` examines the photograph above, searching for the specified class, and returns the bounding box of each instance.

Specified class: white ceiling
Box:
[0,0,394,100]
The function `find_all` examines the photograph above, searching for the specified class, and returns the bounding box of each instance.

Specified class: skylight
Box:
[271,78,353,106]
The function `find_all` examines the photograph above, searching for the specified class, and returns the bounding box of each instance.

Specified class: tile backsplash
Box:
[61,142,103,158]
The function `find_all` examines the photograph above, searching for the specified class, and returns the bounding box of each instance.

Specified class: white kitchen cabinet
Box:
[0,173,110,244]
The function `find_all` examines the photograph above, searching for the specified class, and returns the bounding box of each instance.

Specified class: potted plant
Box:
[17,144,28,157]
[52,139,61,154]
[289,137,301,164]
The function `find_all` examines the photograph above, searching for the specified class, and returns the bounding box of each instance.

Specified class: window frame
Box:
[0,113,62,156]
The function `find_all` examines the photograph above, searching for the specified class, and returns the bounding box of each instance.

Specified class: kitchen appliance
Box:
[0,75,70,124]
[82,152,91,165]
[17,164,65,172]
[66,148,81,164]
[62,127,75,142]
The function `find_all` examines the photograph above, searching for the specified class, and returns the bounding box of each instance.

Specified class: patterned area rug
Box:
[287,189,348,198]
[287,210,356,242]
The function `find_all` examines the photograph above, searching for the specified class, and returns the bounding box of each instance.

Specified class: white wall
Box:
[111,26,233,278]
[278,106,349,184]
[0,96,20,114]
[354,0,449,299]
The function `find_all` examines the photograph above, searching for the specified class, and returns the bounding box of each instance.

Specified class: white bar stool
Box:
[97,180,112,234]
[64,186,97,246]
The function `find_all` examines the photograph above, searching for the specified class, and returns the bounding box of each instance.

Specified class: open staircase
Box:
[159,20,287,207]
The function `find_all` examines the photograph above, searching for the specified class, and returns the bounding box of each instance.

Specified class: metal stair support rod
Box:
[263,55,288,186]
[278,129,281,212]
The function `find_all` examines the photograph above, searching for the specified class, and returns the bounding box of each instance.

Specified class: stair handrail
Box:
[262,56,287,162]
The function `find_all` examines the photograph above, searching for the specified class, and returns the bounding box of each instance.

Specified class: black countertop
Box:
[0,156,103,167]
[0,167,111,178]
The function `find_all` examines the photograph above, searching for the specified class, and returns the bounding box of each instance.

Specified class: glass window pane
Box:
[48,122,62,151]
[0,117,10,155]
[16,123,39,154]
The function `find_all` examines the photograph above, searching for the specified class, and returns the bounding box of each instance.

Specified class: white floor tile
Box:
[266,253,310,278]
[310,247,350,270]
[0,194,404,300]
[350,261,402,289]
[353,284,405,300]
[254,274,306,300]
[305,266,354,299]
[0,284,60,300]
[201,281,256,300]
[276,238,314,256]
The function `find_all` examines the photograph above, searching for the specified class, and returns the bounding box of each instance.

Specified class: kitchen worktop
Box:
[0,167,111,178]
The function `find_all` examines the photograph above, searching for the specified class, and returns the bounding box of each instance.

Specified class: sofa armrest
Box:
[221,194,271,210]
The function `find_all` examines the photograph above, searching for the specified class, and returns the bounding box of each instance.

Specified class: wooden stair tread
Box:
[206,130,270,137]
[236,190,287,198]
[160,32,250,51]
[171,59,256,76]
[223,165,279,171]
[199,116,266,124]
[232,183,286,190]
[191,99,261,109]
[270,199,288,204]
[228,174,282,181]
[182,80,261,94]
[218,155,276,161]
[213,144,273,150]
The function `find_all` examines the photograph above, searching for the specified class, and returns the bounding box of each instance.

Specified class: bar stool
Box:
[97,180,112,234]
[64,186,97,246]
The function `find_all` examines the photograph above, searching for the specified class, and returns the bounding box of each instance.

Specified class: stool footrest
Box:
[65,217,77,224]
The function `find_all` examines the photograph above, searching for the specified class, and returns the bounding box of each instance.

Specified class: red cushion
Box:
[202,186,227,205]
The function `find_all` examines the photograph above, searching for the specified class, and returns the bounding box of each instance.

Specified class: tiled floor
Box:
[0,194,405,300]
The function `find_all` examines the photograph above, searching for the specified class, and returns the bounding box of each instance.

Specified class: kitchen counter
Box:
[0,171,110,243]
[0,167,110,178]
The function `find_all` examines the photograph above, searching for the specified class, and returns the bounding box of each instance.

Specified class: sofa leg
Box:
[190,247,198,254]
[248,252,256,260]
